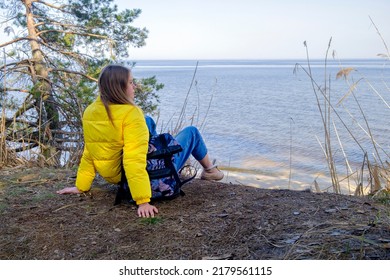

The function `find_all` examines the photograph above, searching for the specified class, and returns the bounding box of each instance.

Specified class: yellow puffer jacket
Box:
[75,96,151,205]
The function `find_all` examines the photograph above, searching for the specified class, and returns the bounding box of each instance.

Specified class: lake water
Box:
[132,59,390,193]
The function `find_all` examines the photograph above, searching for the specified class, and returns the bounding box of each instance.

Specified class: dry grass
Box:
[295,28,390,197]
[0,109,45,169]
[1,110,22,167]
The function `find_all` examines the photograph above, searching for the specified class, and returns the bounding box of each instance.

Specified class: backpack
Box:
[114,133,196,205]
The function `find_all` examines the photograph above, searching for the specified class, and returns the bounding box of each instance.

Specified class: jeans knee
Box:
[182,126,200,137]
[175,126,207,162]
[145,116,157,136]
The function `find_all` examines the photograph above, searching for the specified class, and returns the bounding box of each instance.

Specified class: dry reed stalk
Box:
[297,35,390,195]
[371,165,381,193]
[332,119,354,193]
[156,61,218,177]
[336,61,390,195]
[288,117,294,189]
[0,115,9,167]
[335,77,361,105]
[348,20,390,190]
[354,154,367,196]
[336,67,355,80]
[0,132,28,168]
[346,81,384,167]
[167,61,217,136]
[314,179,321,193]
[300,38,342,193]
[173,61,199,135]
[365,78,390,109]
[340,104,389,158]
[199,78,217,133]
[155,61,220,176]
[369,16,390,59]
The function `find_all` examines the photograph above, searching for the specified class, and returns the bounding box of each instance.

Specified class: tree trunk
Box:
[24,0,60,165]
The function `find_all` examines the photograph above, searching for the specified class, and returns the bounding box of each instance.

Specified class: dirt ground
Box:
[0,166,389,260]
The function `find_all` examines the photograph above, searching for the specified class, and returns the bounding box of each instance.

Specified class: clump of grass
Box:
[0,202,7,214]
[139,216,163,225]
[31,190,56,202]
[371,189,390,205]
[6,185,29,197]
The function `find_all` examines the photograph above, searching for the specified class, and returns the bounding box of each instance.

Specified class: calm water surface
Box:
[132,59,390,192]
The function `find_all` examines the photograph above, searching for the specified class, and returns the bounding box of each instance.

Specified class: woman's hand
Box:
[56,186,81,194]
[137,202,159,218]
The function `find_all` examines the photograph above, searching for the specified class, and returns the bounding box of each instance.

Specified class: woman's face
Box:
[126,74,136,101]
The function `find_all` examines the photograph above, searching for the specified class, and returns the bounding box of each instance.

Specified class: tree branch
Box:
[50,130,82,136]
[0,58,38,71]
[35,0,66,11]
[33,16,86,30]
[36,29,109,40]
[12,142,39,153]
[0,88,30,94]
[10,96,36,121]
[49,68,97,82]
[0,37,33,48]
[0,15,19,25]
[4,117,37,127]
[35,35,92,62]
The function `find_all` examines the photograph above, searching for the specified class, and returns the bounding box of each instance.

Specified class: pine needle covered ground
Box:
[0,166,389,260]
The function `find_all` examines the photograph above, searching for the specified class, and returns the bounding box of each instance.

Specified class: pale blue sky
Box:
[118,0,390,60]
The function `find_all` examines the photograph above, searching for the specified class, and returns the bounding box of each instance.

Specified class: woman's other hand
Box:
[56,187,81,194]
[137,202,159,218]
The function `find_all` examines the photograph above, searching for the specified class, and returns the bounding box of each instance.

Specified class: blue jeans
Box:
[145,116,208,170]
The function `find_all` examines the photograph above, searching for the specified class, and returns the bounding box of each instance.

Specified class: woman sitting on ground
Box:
[57,64,223,218]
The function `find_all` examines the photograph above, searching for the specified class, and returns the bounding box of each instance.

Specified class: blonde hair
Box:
[98,65,135,122]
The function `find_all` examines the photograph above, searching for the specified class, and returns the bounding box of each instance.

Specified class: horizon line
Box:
[129,57,386,61]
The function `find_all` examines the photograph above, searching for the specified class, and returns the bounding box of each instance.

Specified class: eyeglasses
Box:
[129,80,136,87]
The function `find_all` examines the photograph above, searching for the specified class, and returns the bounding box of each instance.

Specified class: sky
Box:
[117,0,390,60]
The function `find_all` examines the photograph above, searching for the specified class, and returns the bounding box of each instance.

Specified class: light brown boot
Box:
[200,164,224,181]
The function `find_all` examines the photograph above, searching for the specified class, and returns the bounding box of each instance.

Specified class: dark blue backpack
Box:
[114,133,195,205]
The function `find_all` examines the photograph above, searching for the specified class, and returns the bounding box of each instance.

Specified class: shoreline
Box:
[218,167,365,196]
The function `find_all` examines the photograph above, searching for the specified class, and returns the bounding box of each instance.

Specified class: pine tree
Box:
[0,0,162,166]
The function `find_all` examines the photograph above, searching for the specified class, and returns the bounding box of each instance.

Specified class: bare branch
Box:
[49,68,97,82]
[36,29,109,40]
[12,143,39,153]
[33,16,86,30]
[1,88,30,94]
[4,117,37,127]
[0,37,33,48]
[12,103,36,121]
[53,138,81,143]
[50,130,82,136]
[0,59,38,71]
[0,15,19,25]
[35,0,66,11]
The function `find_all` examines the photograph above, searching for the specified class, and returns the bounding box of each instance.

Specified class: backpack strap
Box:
[158,134,184,192]
[114,166,132,205]
[147,135,182,160]
[178,164,197,185]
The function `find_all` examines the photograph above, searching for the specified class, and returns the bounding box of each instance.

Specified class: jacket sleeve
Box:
[122,107,151,205]
[75,148,96,192]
